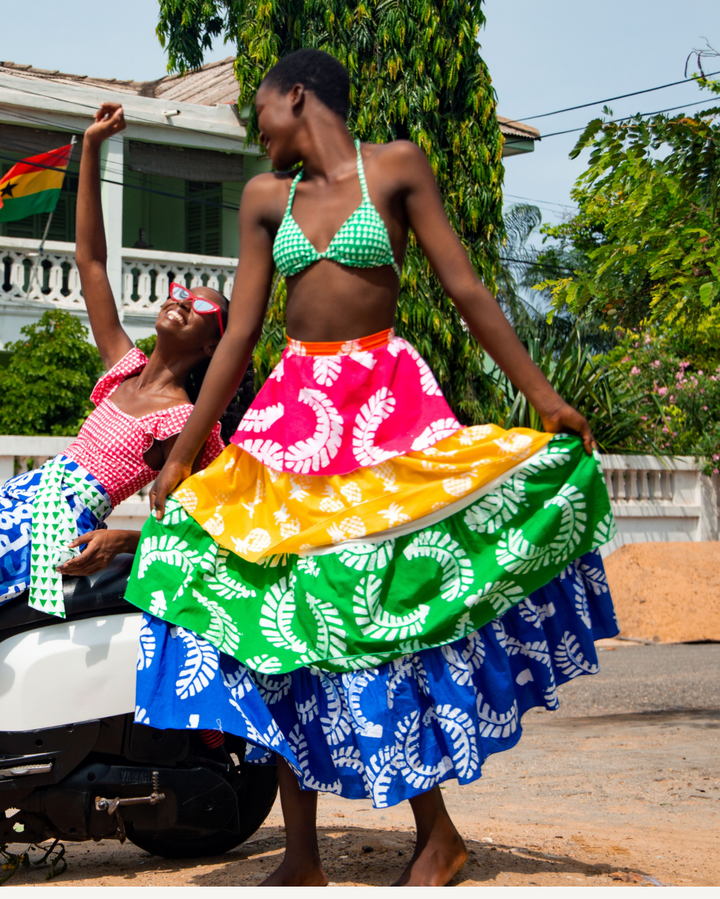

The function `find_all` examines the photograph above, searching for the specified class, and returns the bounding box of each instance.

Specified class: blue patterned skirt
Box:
[135,549,617,808]
[0,456,109,604]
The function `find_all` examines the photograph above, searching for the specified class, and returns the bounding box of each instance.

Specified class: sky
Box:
[3,0,718,227]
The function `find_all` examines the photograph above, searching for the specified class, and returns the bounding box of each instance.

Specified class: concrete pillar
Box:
[698,472,719,541]
[99,136,124,315]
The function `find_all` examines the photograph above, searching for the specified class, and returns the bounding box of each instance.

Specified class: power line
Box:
[504,193,578,211]
[508,69,720,123]
[540,96,720,140]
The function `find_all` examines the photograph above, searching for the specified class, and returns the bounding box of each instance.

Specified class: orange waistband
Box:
[286,328,395,356]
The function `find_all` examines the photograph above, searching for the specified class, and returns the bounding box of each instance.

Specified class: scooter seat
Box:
[0,554,137,639]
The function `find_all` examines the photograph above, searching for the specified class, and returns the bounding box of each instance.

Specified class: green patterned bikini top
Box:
[273,140,401,279]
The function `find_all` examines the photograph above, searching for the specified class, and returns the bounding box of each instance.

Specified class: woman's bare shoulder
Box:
[362,140,432,181]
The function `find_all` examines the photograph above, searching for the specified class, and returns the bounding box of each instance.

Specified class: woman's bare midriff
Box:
[284,259,399,342]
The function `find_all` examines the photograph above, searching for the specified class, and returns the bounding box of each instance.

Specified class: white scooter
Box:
[0,555,277,858]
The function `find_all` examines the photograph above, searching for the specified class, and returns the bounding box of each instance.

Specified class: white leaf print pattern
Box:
[173,627,219,700]
[440,636,485,686]
[475,692,519,738]
[464,580,525,615]
[195,589,242,655]
[388,338,444,395]
[403,531,474,602]
[495,484,588,574]
[341,669,383,738]
[554,632,599,678]
[337,540,396,572]
[239,437,284,470]
[236,403,284,433]
[285,388,344,474]
[259,578,307,655]
[411,418,461,452]
[301,593,348,661]
[518,597,556,628]
[435,704,480,780]
[137,622,156,671]
[202,547,256,601]
[352,387,397,467]
[318,676,353,745]
[365,745,401,808]
[312,356,343,386]
[353,575,430,641]
[395,711,454,790]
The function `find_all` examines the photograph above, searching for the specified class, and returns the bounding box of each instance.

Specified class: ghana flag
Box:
[0,144,73,223]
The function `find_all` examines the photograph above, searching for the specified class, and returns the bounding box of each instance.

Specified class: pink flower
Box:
[703,405,709,411]
[699,370,703,375]
[652,360,661,368]
[644,334,652,344]
[715,469,719,475]
[657,387,668,396]
[631,366,641,375]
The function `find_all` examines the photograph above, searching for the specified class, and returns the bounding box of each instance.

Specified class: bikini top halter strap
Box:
[284,139,369,213]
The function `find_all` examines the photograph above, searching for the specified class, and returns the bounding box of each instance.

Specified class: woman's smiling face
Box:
[155,287,227,350]
[255,82,302,170]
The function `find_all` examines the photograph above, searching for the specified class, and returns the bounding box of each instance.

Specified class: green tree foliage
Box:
[539,77,720,337]
[0,311,102,436]
[157,0,505,423]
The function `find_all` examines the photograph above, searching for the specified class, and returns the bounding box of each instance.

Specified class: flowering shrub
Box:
[609,330,720,474]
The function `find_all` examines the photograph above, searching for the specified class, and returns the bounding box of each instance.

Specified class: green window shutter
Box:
[186,181,222,257]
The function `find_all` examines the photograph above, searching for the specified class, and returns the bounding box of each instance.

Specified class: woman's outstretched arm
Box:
[388,141,595,454]
[149,174,277,518]
[75,102,133,370]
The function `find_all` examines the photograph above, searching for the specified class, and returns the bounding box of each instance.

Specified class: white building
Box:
[0,58,540,346]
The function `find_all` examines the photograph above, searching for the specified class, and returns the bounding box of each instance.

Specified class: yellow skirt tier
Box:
[173,425,553,563]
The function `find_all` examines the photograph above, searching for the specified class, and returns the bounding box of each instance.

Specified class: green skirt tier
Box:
[125,435,614,674]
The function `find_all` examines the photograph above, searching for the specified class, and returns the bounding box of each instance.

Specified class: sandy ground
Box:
[605,542,720,643]
[5,643,719,888]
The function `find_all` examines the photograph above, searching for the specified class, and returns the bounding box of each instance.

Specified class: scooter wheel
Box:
[127,764,278,859]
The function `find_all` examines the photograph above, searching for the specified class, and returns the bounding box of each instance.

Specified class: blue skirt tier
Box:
[135,549,617,808]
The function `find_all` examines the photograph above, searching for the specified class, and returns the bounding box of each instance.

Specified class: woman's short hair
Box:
[262,49,350,121]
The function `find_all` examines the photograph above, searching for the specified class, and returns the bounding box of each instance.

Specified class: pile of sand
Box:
[604,542,720,643]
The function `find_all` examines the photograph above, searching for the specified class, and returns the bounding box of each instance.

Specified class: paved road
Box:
[552,642,720,718]
[7,643,720,888]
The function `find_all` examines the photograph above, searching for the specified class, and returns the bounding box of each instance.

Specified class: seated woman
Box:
[0,102,247,617]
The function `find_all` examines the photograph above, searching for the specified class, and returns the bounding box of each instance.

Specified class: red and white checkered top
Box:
[64,347,224,507]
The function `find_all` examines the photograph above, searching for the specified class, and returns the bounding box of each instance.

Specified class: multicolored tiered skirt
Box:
[126,328,618,808]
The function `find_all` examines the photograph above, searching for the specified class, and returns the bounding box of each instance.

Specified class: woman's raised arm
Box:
[75,103,133,370]
[388,141,595,454]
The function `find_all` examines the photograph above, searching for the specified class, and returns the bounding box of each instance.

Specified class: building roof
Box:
[0,58,540,141]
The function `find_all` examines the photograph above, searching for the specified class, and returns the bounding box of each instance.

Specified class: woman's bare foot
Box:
[260,854,328,886]
[393,822,467,886]
[393,785,468,886]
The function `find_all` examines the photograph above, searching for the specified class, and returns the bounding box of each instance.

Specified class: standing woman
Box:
[125,51,617,886]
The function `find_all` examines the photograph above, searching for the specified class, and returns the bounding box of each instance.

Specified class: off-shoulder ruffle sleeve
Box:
[146,407,224,470]
[90,347,149,406]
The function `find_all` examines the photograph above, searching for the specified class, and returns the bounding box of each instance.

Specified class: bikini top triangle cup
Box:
[272,140,402,280]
